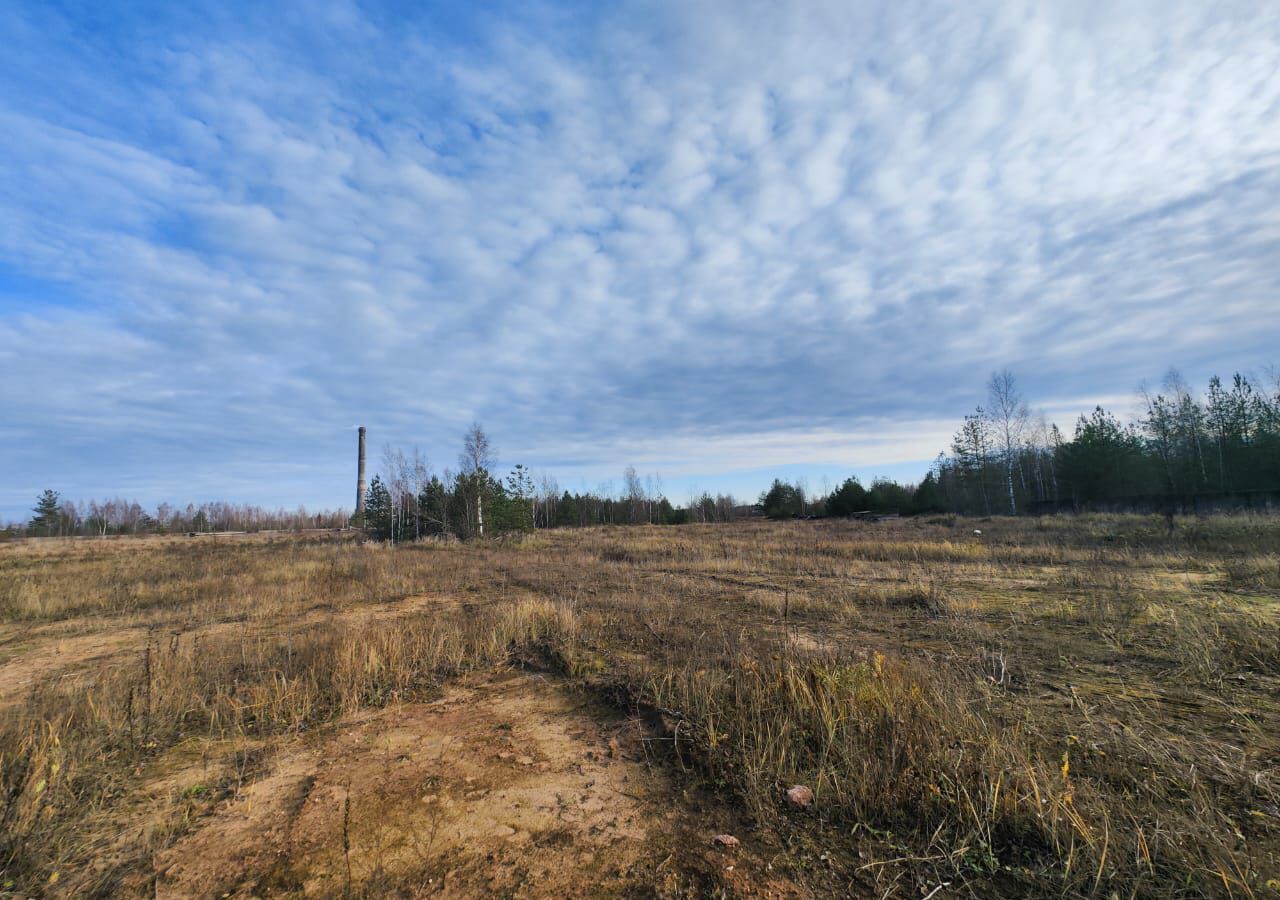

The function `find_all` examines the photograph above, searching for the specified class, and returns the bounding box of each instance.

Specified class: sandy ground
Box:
[1,585,803,897]
[146,672,798,898]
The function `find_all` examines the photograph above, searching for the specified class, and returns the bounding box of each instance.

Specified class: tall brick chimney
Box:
[355,426,367,521]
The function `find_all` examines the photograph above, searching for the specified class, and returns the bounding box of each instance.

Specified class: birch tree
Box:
[986,368,1029,514]
[459,423,495,537]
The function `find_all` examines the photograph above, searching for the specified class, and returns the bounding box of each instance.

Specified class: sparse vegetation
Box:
[1,515,1277,897]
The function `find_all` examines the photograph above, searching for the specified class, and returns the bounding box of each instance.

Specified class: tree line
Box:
[8,421,745,541]
[12,491,348,538]
[754,474,932,520]
[358,424,708,542]
[936,367,1280,515]
[360,422,935,539]
[740,366,1279,521]
[14,364,1278,538]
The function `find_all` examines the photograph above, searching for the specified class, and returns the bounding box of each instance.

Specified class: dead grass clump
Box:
[1051,555,1149,627]
[1157,600,1280,682]
[640,647,1269,896]
[1071,590,1147,628]
[1180,514,1280,553]
[1055,558,1135,594]
[876,579,952,616]
[1222,553,1280,592]
[0,597,568,894]
[599,545,641,565]
[642,651,1113,893]
[0,577,39,617]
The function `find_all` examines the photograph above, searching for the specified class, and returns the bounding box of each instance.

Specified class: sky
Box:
[2,0,1279,520]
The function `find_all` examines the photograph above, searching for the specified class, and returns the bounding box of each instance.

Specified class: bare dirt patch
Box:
[154,672,791,898]
[0,624,150,708]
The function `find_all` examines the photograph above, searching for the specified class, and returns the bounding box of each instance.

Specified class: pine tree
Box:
[364,476,392,540]
[759,480,804,519]
[30,489,62,536]
[506,464,537,530]
[1059,407,1145,506]
[952,410,994,514]
[826,477,869,517]
[911,471,945,513]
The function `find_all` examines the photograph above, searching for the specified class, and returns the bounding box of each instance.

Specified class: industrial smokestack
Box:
[355,426,367,522]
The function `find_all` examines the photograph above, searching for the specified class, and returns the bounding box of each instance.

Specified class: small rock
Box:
[785,785,814,809]
[516,756,535,766]
[497,750,513,760]
[713,834,740,848]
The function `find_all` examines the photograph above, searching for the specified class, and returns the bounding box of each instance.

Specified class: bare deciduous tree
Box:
[987,368,1029,514]
[538,473,559,528]
[459,423,495,536]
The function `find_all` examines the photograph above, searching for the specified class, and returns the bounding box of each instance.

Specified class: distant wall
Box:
[1029,490,1280,516]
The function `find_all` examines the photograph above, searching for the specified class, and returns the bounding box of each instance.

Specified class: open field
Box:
[1,516,1278,898]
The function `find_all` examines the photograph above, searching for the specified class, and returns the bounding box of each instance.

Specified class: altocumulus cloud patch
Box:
[1,0,1278,515]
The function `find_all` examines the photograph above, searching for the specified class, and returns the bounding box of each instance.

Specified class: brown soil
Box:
[0,624,150,708]
[150,672,798,898]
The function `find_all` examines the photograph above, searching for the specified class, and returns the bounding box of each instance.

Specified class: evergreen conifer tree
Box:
[30,489,62,536]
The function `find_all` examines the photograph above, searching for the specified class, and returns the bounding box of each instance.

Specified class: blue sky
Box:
[2,0,1279,520]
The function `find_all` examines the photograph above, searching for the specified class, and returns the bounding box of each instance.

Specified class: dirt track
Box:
[151,672,796,898]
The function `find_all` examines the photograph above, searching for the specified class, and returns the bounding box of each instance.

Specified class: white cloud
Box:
[0,0,1278,516]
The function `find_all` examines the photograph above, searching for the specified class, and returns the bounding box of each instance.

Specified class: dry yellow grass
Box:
[1,515,1277,897]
